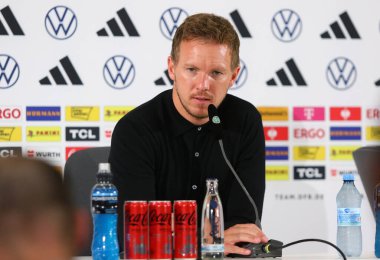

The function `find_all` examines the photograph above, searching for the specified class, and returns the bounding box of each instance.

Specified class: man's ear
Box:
[167,56,176,81]
[228,66,241,88]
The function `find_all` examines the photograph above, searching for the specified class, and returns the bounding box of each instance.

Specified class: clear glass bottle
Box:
[201,178,224,259]
[336,173,362,257]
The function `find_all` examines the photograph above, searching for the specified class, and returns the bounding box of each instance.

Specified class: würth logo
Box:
[326,57,356,90]
[159,7,188,40]
[103,55,135,89]
[0,54,20,89]
[320,11,360,39]
[0,6,24,36]
[45,6,77,40]
[271,9,302,42]
[154,69,173,86]
[266,58,306,86]
[97,8,139,37]
[40,56,83,85]
[66,127,100,141]
[229,10,252,38]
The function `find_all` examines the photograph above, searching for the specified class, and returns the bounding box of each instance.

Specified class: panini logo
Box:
[266,58,306,86]
[26,106,61,121]
[0,6,24,36]
[320,11,360,39]
[0,147,21,157]
[293,107,325,121]
[330,146,359,161]
[366,108,380,120]
[366,126,380,141]
[65,106,99,121]
[293,146,325,161]
[0,107,21,120]
[263,126,288,141]
[26,147,61,162]
[330,107,361,121]
[258,107,288,121]
[266,166,289,181]
[0,127,21,141]
[66,127,100,141]
[266,146,288,160]
[294,128,325,140]
[104,106,134,122]
[26,127,61,142]
[330,127,361,140]
[65,146,89,160]
[294,166,325,180]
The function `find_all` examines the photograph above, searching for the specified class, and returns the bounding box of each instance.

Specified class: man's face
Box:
[168,40,240,125]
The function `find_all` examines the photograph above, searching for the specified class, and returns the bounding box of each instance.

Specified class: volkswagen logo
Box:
[159,7,189,40]
[45,6,77,40]
[103,55,135,89]
[271,9,302,42]
[326,57,357,90]
[230,59,248,90]
[0,55,20,89]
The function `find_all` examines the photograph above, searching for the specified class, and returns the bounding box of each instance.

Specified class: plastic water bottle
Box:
[91,163,119,260]
[336,173,362,257]
[375,183,380,258]
[201,178,224,259]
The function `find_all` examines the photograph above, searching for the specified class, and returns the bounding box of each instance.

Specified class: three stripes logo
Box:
[97,8,139,37]
[326,57,356,90]
[271,9,302,42]
[39,56,83,85]
[103,55,135,89]
[375,78,380,87]
[0,6,24,36]
[0,54,20,89]
[266,58,307,86]
[154,69,173,86]
[45,6,77,40]
[320,11,360,39]
[159,7,188,40]
[229,10,252,38]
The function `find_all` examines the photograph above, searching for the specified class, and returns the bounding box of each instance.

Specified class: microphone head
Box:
[208,104,223,140]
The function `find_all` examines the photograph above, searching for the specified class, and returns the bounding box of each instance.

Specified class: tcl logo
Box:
[66,127,100,141]
[0,108,21,120]
[0,147,22,158]
[294,128,325,139]
[294,166,325,180]
[367,108,380,120]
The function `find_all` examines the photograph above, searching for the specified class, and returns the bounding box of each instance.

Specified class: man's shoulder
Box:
[221,94,261,120]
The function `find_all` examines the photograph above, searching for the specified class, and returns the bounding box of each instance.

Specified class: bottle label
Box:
[337,208,361,226]
[201,244,224,253]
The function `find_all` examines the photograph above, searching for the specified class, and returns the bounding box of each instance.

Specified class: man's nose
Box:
[197,74,210,91]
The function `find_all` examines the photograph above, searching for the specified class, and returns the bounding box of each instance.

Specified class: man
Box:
[110,13,268,255]
[0,157,76,260]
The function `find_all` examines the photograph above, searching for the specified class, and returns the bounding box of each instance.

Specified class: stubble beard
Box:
[174,85,208,120]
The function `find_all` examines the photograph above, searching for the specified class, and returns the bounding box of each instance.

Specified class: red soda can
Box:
[174,200,197,259]
[124,201,149,259]
[149,201,172,259]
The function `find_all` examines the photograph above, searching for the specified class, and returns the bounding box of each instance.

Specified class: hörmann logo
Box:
[266,146,289,160]
[26,106,61,121]
[0,107,21,120]
[26,147,61,162]
[65,106,99,121]
[294,166,325,180]
[0,147,21,157]
[294,128,325,140]
[330,126,361,140]
[66,127,100,141]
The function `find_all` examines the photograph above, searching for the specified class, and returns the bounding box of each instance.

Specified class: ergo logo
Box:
[0,108,21,119]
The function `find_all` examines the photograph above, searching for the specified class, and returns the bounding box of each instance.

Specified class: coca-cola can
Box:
[149,201,172,260]
[174,200,197,259]
[124,201,148,259]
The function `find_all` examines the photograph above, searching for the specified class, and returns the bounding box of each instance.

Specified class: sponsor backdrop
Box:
[1,0,379,254]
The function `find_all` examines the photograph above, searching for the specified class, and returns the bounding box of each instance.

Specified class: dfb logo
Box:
[159,7,188,40]
[103,55,135,89]
[0,54,20,89]
[45,6,77,40]
[326,57,356,90]
[230,59,248,90]
[294,128,325,140]
[0,107,21,119]
[0,147,21,158]
[271,9,302,42]
[294,166,325,180]
[66,127,99,141]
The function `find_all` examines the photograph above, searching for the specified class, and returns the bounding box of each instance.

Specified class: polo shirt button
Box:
[192,185,197,190]
[195,152,199,157]
[197,127,202,131]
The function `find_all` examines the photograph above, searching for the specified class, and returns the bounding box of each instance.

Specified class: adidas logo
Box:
[229,10,252,38]
[39,56,83,85]
[376,79,380,87]
[0,6,24,35]
[266,58,307,86]
[320,11,360,39]
[154,69,173,86]
[97,8,139,37]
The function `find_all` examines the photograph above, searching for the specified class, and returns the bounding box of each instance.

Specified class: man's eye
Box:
[212,71,222,76]
[187,68,196,72]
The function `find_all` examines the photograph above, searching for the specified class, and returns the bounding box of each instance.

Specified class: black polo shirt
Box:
[109,89,265,247]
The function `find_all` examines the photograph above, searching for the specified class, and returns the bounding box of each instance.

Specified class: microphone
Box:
[207,104,282,258]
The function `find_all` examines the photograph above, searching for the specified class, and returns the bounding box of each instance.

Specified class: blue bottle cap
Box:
[343,174,354,181]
